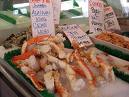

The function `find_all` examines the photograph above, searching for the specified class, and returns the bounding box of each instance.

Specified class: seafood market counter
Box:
[1,48,129,97]
[1,18,129,97]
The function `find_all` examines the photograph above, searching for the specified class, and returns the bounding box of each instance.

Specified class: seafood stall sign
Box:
[88,0,104,36]
[29,0,55,37]
[104,6,121,31]
[52,0,61,24]
[60,24,93,48]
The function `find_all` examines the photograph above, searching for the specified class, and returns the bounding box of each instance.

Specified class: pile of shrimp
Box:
[96,32,129,49]
[12,34,116,97]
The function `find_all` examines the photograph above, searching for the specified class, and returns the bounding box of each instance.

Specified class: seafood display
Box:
[83,47,129,84]
[1,1,129,96]
[11,33,118,97]
[2,26,32,49]
[96,32,129,50]
[2,26,65,49]
[71,47,116,85]
[12,34,84,97]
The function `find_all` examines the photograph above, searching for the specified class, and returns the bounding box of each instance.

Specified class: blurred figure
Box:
[120,0,129,17]
[2,0,13,10]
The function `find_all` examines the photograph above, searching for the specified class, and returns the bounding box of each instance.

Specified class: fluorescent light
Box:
[13,3,29,8]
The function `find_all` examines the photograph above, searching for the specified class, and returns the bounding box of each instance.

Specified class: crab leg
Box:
[21,35,49,54]
[27,35,49,46]
[21,41,28,54]
[49,42,66,59]
[46,54,85,91]
[54,71,71,97]
[13,53,44,91]
[96,55,115,81]
[71,65,86,78]
[22,34,66,58]
[44,71,55,92]
[27,71,44,91]
[74,50,96,86]
[15,63,44,91]
[39,41,66,59]
[12,51,34,63]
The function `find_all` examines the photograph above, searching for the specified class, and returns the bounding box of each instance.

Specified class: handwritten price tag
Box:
[52,0,61,24]
[104,6,121,31]
[89,0,104,36]
[60,24,93,48]
[29,0,55,37]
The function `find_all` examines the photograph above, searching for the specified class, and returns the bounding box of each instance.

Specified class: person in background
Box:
[2,0,13,10]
